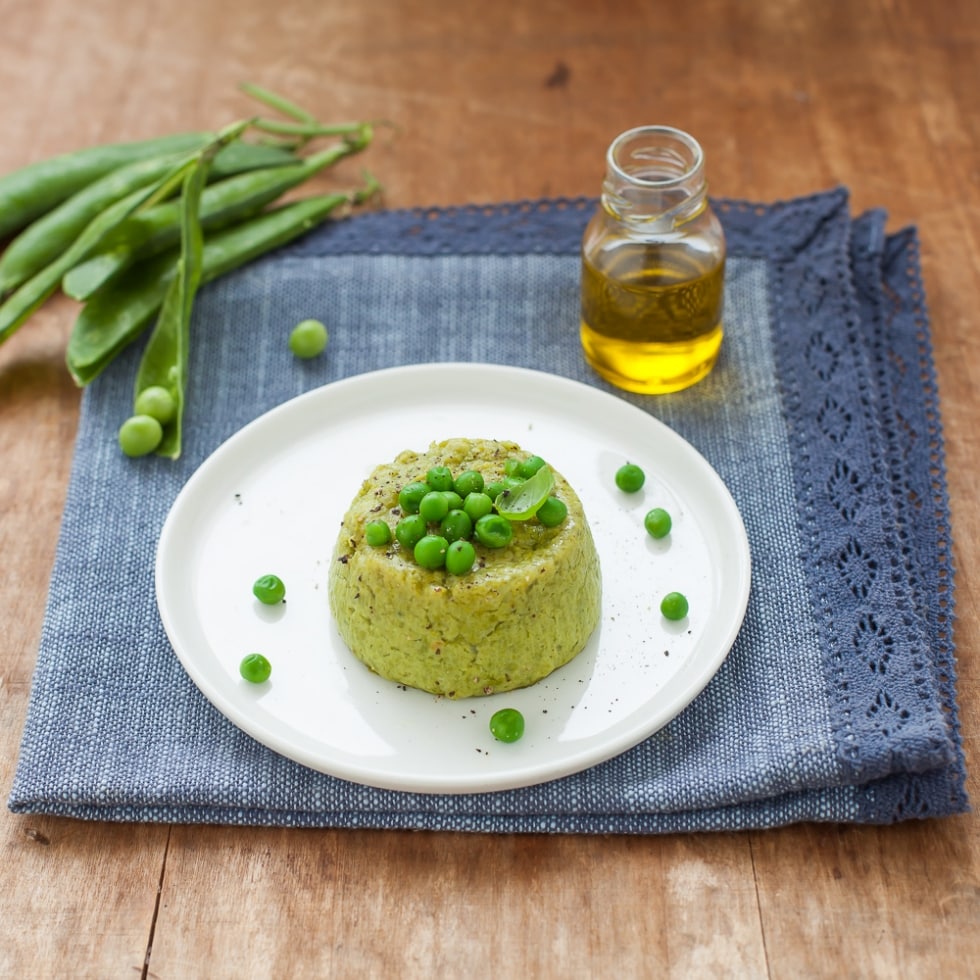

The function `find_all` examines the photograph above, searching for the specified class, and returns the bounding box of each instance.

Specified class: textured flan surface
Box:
[328,438,602,698]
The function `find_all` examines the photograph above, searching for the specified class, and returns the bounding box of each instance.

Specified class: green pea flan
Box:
[328,437,602,698]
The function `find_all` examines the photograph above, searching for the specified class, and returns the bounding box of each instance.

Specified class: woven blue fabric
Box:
[8,188,968,831]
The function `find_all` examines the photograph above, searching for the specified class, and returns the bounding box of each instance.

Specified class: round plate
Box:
[156,364,751,794]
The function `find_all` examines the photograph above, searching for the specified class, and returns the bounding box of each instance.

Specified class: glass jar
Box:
[580,125,726,394]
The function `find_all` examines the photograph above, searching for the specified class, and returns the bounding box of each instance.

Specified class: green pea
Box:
[660,591,689,621]
[485,481,507,502]
[426,465,454,492]
[398,481,430,514]
[365,519,392,547]
[445,539,476,575]
[517,455,546,479]
[503,458,523,478]
[441,490,463,512]
[418,491,450,523]
[239,653,272,684]
[453,470,484,496]
[395,514,427,550]
[463,491,493,522]
[644,507,672,539]
[133,385,176,424]
[485,476,523,503]
[414,534,449,569]
[289,318,328,358]
[440,509,473,543]
[253,573,286,604]
[118,414,163,457]
[615,462,645,493]
[474,514,513,549]
[536,496,568,527]
[489,707,525,742]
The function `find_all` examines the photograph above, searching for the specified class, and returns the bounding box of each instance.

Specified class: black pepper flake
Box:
[338,555,349,564]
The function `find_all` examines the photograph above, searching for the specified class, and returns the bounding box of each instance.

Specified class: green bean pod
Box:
[0,153,190,296]
[239,82,318,124]
[131,150,213,459]
[66,186,374,386]
[0,121,252,347]
[0,162,196,346]
[0,132,212,240]
[1,140,301,296]
[62,127,372,301]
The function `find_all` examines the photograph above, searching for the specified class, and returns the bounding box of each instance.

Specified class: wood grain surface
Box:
[1,0,977,976]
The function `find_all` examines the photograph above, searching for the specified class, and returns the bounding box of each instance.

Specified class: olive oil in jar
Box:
[580,243,724,394]
[580,125,726,394]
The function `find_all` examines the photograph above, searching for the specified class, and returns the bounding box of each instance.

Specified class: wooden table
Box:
[2,1,977,975]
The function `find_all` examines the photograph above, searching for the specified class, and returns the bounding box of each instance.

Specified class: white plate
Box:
[156,363,751,794]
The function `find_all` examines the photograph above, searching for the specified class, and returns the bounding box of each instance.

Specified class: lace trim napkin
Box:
[9,188,968,832]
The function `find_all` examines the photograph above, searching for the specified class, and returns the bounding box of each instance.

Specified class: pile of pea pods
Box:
[0,84,380,459]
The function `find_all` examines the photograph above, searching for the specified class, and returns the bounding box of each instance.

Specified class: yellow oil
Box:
[580,244,724,394]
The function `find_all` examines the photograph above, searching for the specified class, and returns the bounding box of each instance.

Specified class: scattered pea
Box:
[517,455,546,479]
[463,491,494,522]
[288,318,328,358]
[536,496,568,527]
[660,591,689,621]
[365,519,392,547]
[253,573,286,604]
[133,385,176,424]
[644,507,672,539]
[484,480,507,501]
[398,481,430,514]
[239,653,272,684]
[414,534,449,570]
[489,707,525,743]
[418,490,450,523]
[615,462,645,493]
[474,513,513,549]
[118,414,163,457]
[453,470,484,496]
[445,539,477,576]
[395,514,427,550]
[426,465,454,492]
[440,509,473,543]
[440,490,463,512]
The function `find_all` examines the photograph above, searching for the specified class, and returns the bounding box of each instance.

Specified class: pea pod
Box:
[62,127,372,301]
[0,162,197,345]
[239,82,318,124]
[0,132,211,239]
[0,121,252,347]
[131,150,213,459]
[66,181,378,385]
[251,117,371,139]
[1,140,302,296]
[0,153,191,296]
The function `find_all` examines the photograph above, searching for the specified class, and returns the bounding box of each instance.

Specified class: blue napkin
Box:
[9,187,968,831]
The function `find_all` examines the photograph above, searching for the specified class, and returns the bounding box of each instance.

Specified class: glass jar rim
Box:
[606,125,704,189]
